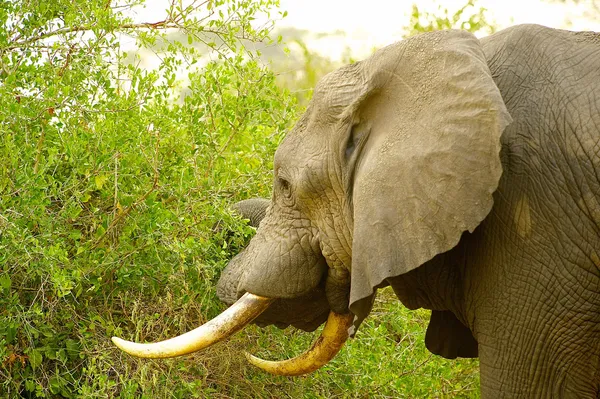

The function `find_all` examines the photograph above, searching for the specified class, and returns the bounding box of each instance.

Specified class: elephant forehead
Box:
[274,117,334,166]
[274,136,328,176]
[275,72,368,168]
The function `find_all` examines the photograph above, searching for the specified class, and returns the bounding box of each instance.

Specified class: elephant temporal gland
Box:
[111,293,353,375]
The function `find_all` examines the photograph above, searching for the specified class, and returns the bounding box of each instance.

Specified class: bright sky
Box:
[132,0,600,62]
[276,0,600,59]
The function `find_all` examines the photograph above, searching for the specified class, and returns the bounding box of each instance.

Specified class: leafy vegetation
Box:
[1,0,489,397]
[406,0,497,37]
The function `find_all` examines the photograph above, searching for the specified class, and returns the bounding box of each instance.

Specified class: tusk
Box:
[112,292,274,358]
[245,311,354,376]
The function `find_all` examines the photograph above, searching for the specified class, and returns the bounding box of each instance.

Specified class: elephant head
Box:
[112,29,511,374]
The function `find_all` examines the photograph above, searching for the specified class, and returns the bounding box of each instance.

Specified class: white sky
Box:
[131,0,600,62]
[276,0,600,59]
[279,0,599,32]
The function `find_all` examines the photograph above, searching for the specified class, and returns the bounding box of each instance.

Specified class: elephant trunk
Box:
[111,293,273,358]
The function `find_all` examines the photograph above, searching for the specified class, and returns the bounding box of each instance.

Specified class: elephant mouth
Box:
[111,292,354,376]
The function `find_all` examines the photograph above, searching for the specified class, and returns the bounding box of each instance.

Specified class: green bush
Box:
[0,1,294,397]
[1,1,485,397]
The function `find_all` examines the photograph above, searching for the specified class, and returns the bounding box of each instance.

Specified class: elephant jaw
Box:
[111,292,353,375]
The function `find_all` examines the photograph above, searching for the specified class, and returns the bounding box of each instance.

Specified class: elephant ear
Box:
[348,30,512,331]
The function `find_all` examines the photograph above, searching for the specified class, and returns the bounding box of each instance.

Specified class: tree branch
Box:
[5,19,181,51]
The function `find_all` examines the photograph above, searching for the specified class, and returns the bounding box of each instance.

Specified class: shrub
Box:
[0,1,294,397]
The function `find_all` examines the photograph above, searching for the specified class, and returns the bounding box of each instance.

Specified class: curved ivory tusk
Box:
[112,293,274,358]
[245,311,354,376]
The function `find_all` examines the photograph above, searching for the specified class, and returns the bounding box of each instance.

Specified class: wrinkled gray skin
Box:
[218,198,329,330]
[231,199,270,229]
[217,25,600,397]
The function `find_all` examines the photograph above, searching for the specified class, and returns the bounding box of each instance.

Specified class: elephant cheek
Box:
[238,232,328,299]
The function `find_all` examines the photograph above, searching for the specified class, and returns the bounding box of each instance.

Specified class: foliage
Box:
[0,0,293,397]
[0,0,487,397]
[405,0,497,37]
[274,39,355,107]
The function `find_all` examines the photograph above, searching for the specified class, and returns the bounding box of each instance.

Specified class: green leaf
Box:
[94,174,108,190]
[28,349,43,370]
[24,380,35,392]
[65,339,79,355]
[0,274,11,290]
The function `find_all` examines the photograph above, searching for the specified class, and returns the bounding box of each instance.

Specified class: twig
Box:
[57,44,75,76]
[6,20,178,51]
[113,151,120,217]
[33,125,46,174]
[92,130,160,249]
[397,354,433,378]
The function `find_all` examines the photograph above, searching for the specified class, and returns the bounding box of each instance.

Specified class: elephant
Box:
[112,24,600,397]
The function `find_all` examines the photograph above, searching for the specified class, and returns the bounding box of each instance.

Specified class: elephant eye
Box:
[278,177,291,194]
[345,121,370,161]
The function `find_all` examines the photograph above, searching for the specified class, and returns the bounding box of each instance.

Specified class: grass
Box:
[104,287,480,398]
